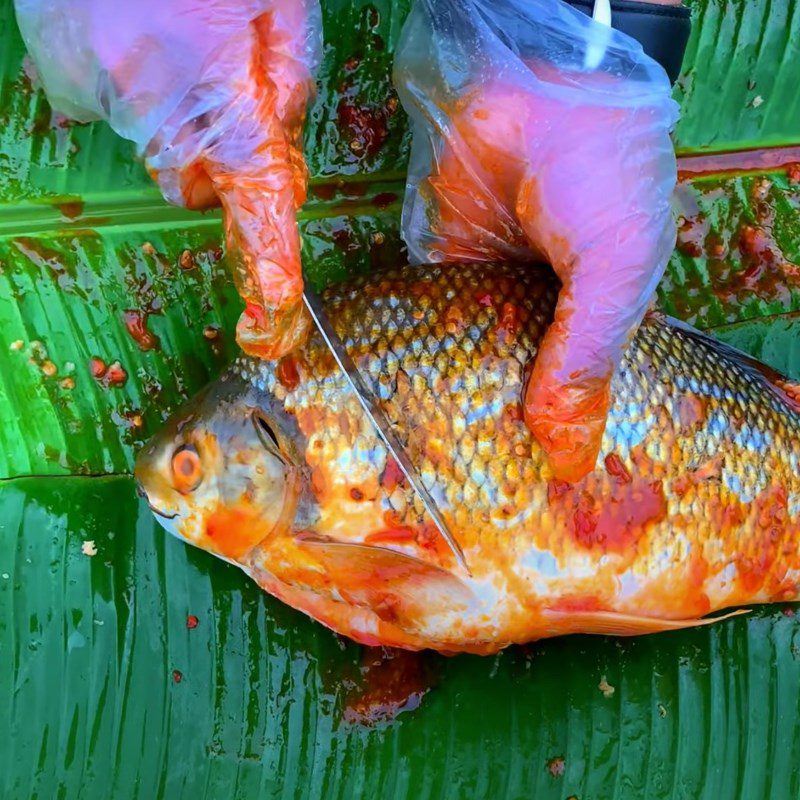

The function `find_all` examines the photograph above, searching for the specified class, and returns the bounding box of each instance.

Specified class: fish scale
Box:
[246,265,553,530]
[140,262,800,653]
[253,262,799,629]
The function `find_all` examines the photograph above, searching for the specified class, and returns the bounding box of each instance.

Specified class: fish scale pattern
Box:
[304,263,556,530]
[239,263,800,630]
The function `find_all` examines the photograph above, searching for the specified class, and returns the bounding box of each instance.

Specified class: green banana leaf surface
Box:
[3,1,800,797]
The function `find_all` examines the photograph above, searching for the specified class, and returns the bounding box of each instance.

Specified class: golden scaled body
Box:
[137,263,800,654]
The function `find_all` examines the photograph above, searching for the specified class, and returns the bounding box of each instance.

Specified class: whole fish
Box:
[136,262,800,654]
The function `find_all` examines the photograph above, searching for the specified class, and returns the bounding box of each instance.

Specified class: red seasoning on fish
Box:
[136,263,800,654]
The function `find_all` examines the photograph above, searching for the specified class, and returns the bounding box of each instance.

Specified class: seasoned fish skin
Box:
[138,262,800,653]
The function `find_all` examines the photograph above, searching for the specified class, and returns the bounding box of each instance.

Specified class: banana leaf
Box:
[2,0,800,797]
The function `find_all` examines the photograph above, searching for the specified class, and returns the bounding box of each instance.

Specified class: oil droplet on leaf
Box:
[90,358,128,387]
[342,648,435,726]
[123,309,160,351]
[106,362,128,386]
[179,250,196,271]
[57,200,83,220]
[90,357,106,378]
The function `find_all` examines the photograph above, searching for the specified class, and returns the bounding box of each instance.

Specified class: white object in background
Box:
[585,0,612,70]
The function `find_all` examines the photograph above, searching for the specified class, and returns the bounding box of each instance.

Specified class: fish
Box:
[135,262,800,654]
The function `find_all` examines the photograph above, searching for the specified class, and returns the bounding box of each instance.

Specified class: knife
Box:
[302,286,470,574]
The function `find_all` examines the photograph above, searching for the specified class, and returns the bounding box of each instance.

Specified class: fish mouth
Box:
[149,504,178,521]
[135,478,179,520]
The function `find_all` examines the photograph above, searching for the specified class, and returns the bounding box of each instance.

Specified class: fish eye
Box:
[171,444,204,494]
[252,411,280,451]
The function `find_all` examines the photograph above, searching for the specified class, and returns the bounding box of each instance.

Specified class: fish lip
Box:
[134,476,179,520]
[148,503,179,521]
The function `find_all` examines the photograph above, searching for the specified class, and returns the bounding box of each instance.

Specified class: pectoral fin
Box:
[296,537,473,626]
[542,607,749,637]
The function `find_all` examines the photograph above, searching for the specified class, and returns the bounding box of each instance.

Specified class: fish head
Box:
[134,368,301,563]
[135,364,477,651]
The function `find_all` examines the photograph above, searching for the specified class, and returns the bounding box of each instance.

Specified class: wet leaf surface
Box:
[3,477,800,800]
[3,0,800,797]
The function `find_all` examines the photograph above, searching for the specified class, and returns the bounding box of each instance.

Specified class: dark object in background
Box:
[566,0,691,84]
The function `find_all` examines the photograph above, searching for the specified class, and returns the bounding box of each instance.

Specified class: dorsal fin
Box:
[657,313,800,415]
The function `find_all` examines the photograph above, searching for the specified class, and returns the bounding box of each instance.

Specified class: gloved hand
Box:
[15,0,322,359]
[395,0,679,481]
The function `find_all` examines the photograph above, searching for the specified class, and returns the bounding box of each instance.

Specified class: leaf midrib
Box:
[0,175,406,239]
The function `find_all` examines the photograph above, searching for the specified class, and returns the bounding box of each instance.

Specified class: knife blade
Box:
[302,286,470,574]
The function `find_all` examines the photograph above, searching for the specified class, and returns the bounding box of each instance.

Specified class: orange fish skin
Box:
[136,262,800,654]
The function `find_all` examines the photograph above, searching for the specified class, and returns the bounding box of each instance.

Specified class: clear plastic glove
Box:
[15,0,322,359]
[395,0,679,481]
